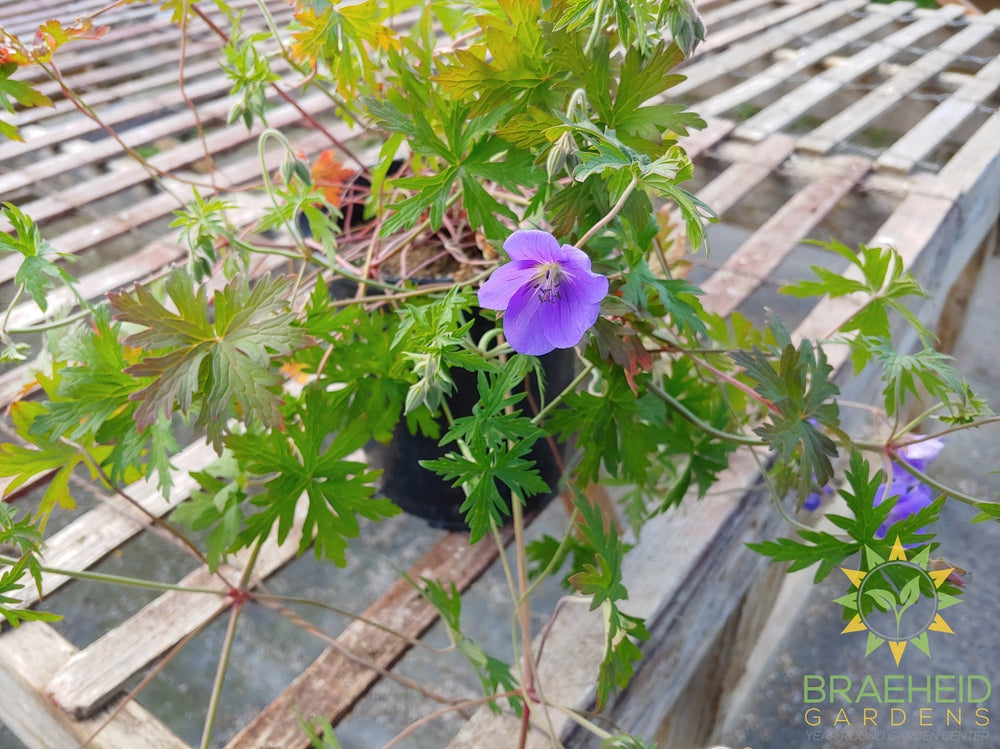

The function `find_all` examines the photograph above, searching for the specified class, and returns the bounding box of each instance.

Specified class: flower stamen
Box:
[534,262,563,303]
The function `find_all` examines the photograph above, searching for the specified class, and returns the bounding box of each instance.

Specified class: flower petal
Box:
[477,260,538,310]
[899,436,945,470]
[503,284,556,355]
[504,229,561,262]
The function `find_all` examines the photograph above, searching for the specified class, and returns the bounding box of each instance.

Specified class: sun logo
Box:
[836,537,962,666]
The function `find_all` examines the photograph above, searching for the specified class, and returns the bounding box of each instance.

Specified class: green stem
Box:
[530,361,595,425]
[200,602,243,749]
[5,307,93,335]
[2,284,25,334]
[548,702,611,740]
[577,175,639,247]
[900,415,1000,446]
[887,453,989,509]
[519,506,580,603]
[0,554,226,596]
[646,381,766,446]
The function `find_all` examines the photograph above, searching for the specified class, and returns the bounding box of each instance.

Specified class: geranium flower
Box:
[478,229,608,356]
[874,437,945,537]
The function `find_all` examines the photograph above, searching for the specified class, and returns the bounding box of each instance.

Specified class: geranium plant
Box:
[0,1,997,748]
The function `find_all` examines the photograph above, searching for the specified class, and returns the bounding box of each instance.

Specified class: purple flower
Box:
[478,230,608,356]
[874,437,945,537]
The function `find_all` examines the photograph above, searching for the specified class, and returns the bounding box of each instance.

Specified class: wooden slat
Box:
[695,132,798,217]
[46,489,317,718]
[676,115,735,160]
[10,441,211,610]
[224,531,506,749]
[0,67,281,180]
[876,53,1000,173]
[0,131,337,293]
[4,242,185,331]
[0,90,337,233]
[0,623,189,749]
[9,0,269,86]
[670,0,872,97]
[694,1,913,118]
[699,155,871,316]
[798,11,1000,154]
[700,0,775,28]
[694,0,826,55]
[5,57,218,130]
[735,3,967,141]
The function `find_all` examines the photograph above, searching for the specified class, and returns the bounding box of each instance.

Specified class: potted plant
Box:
[0,1,995,747]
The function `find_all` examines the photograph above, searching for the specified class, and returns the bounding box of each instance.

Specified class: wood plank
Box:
[694,0,826,55]
[700,0,775,28]
[0,123,338,287]
[694,1,913,117]
[793,182,957,347]
[46,487,317,718]
[735,4,967,142]
[225,531,506,749]
[876,52,1000,173]
[449,445,785,747]
[4,241,184,332]
[669,0,872,97]
[5,57,219,130]
[797,12,1000,154]
[0,623,191,749]
[695,132,798,217]
[0,55,282,165]
[699,155,871,316]
[9,0,274,86]
[678,115,736,160]
[10,440,212,610]
[0,90,337,233]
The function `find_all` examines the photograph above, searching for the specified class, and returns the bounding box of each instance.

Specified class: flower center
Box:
[532,262,564,303]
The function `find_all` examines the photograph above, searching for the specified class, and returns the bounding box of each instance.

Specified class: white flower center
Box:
[532,262,564,303]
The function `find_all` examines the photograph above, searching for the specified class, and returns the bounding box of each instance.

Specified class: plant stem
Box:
[529,361,595,425]
[646,381,766,446]
[191,5,369,171]
[0,554,227,596]
[200,601,243,749]
[381,691,523,749]
[576,174,639,247]
[5,307,94,335]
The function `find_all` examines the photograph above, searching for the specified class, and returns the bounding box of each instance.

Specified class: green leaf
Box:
[228,384,399,566]
[1,63,53,141]
[0,401,114,531]
[109,269,306,451]
[732,338,840,501]
[748,451,940,582]
[0,202,77,311]
[416,577,520,714]
[781,240,931,371]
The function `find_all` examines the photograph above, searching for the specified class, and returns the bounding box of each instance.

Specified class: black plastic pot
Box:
[365,318,574,531]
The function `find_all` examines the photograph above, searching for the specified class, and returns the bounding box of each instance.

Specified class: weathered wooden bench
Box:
[0,0,998,746]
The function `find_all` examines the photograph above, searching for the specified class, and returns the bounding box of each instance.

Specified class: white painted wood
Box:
[0,623,190,749]
[45,491,317,718]
[695,2,913,118]
[700,155,871,316]
[735,4,966,141]
[876,50,1000,173]
[798,12,1000,154]
[669,0,872,97]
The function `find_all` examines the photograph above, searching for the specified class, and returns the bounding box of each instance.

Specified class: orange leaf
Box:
[310,150,355,208]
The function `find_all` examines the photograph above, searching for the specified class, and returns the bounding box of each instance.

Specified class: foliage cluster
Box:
[0,0,996,747]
